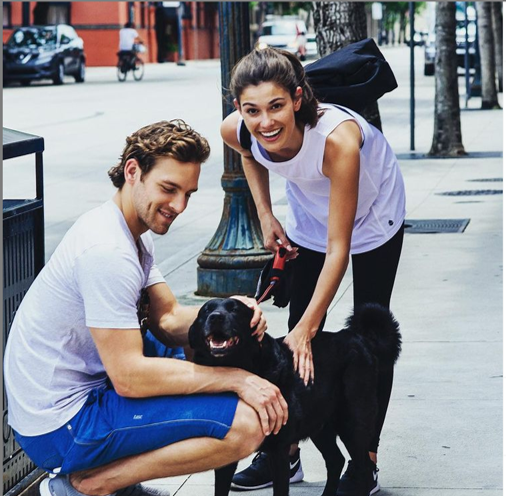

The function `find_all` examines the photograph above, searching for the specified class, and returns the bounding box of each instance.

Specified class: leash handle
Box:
[272,246,287,271]
[256,246,287,304]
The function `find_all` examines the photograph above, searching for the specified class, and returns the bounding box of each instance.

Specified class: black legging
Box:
[287,225,404,453]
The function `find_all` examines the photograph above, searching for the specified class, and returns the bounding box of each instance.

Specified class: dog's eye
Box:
[205,299,223,313]
[224,300,236,312]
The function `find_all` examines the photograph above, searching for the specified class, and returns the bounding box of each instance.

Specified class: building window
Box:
[47,3,70,24]
[34,2,70,25]
[128,2,135,23]
[3,2,12,28]
[140,2,146,28]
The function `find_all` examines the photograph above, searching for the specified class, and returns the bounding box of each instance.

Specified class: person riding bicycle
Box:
[118,21,143,69]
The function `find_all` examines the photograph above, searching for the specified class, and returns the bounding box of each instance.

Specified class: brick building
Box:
[2,2,220,66]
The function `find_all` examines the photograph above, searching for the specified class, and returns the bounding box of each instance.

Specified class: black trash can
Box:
[3,128,46,496]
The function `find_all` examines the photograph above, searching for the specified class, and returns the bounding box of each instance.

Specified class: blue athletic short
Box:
[14,331,239,474]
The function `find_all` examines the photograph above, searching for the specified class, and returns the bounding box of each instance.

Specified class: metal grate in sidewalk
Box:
[404,219,470,234]
[468,178,503,183]
[437,190,502,196]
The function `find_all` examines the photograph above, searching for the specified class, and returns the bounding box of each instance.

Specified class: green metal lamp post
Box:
[196,2,271,297]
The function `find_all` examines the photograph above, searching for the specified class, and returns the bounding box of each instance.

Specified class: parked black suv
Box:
[4,24,86,86]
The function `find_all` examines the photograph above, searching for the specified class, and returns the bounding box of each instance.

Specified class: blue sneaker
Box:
[40,475,170,496]
[40,476,90,496]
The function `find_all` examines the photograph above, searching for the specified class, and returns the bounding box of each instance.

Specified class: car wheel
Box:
[20,80,31,87]
[74,59,85,83]
[424,63,435,76]
[53,62,65,85]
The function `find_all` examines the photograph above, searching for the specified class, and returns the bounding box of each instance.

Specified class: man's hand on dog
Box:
[236,371,289,436]
[230,295,267,341]
[284,327,315,386]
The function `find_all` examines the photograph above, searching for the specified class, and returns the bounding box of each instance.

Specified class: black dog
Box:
[189,298,401,496]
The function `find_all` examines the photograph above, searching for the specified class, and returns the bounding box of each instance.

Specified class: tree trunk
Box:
[491,2,503,93]
[476,2,500,109]
[429,3,466,157]
[312,2,382,131]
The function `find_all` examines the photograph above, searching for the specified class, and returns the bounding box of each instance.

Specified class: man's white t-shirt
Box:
[119,27,139,51]
[4,200,165,436]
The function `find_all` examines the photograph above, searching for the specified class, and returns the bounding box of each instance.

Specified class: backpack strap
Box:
[239,119,252,151]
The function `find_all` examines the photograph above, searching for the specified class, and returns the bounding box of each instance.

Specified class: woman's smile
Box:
[259,127,283,142]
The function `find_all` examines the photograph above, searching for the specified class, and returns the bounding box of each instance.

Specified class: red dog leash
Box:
[257,246,287,304]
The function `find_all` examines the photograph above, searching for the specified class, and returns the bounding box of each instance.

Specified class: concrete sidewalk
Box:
[147,73,503,495]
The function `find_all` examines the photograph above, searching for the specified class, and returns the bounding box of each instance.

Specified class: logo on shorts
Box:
[133,415,143,420]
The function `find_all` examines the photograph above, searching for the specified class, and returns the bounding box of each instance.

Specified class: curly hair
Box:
[230,47,320,128]
[108,119,211,189]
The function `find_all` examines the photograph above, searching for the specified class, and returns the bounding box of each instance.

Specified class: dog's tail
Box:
[346,303,402,365]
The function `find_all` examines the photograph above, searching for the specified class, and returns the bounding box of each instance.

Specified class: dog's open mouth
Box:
[205,334,239,356]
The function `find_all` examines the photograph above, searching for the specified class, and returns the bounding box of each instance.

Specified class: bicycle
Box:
[117,49,144,82]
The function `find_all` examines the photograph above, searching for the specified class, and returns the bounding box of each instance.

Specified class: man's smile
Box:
[158,209,175,222]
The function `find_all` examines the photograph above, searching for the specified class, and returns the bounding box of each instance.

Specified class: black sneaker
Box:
[337,460,380,496]
[230,449,304,491]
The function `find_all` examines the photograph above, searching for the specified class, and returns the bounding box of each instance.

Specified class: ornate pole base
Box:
[197,267,265,297]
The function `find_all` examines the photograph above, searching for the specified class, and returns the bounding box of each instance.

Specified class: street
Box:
[4,45,435,266]
[3,44,503,495]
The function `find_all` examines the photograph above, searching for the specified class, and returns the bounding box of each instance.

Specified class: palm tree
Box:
[476,2,500,109]
[312,2,382,131]
[429,2,466,157]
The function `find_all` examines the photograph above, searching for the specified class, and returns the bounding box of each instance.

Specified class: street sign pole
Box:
[177,3,186,66]
[409,2,415,151]
[464,2,470,107]
[196,2,271,297]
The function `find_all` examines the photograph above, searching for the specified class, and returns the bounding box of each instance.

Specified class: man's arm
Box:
[134,32,144,45]
[145,282,197,348]
[89,325,288,435]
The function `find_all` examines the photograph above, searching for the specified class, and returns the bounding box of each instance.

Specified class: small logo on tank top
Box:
[133,414,143,420]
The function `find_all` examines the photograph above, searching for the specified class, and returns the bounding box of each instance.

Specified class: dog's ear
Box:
[188,322,198,350]
[228,298,254,318]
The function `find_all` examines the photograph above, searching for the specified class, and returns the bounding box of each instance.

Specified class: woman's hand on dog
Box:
[236,371,289,436]
[230,295,267,341]
[284,327,315,386]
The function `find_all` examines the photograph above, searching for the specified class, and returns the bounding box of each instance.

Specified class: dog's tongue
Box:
[207,336,238,351]
[210,338,228,349]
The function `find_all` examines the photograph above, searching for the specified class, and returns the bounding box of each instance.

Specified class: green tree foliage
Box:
[382,2,426,44]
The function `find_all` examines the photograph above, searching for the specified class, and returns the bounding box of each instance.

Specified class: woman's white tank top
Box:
[238,104,406,254]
